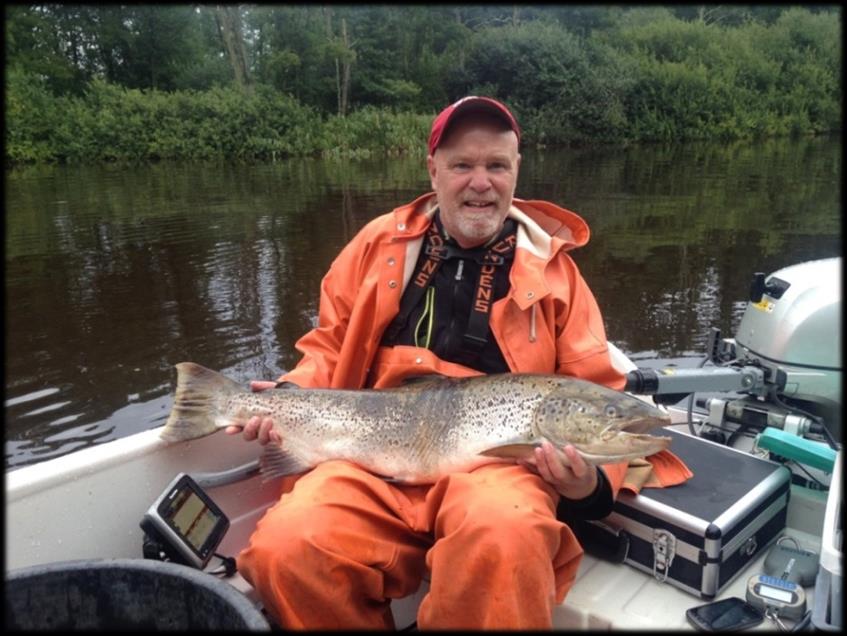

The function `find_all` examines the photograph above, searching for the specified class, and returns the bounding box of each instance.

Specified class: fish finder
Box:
[140,473,230,569]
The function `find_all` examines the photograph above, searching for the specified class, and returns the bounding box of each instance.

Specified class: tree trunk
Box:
[322,7,341,115]
[323,8,353,117]
[215,5,251,92]
[339,17,351,117]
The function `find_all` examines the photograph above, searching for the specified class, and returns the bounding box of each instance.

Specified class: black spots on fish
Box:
[483,394,512,410]
[536,398,571,420]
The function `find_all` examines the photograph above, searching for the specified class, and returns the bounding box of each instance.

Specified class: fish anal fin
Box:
[259,445,313,481]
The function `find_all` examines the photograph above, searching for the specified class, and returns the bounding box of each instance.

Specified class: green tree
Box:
[452,20,631,144]
[116,5,201,90]
[5,5,92,94]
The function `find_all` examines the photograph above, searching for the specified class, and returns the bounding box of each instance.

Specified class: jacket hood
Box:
[392,193,590,261]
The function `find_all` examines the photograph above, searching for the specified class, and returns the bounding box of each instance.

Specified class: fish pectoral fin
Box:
[259,445,312,481]
[574,439,636,454]
[479,441,541,460]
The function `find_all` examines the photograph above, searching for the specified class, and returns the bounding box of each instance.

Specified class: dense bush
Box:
[5,77,432,164]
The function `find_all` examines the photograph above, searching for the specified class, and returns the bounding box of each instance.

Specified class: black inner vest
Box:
[381,213,516,373]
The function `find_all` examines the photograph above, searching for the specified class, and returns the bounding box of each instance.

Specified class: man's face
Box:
[427,116,521,248]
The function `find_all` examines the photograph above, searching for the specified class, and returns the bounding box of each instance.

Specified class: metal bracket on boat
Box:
[652,529,676,582]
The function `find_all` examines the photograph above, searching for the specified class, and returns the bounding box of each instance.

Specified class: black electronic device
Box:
[763,540,819,586]
[685,597,765,632]
[140,473,230,569]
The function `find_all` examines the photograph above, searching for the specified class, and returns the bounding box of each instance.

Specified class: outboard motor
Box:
[734,257,841,439]
[625,257,842,450]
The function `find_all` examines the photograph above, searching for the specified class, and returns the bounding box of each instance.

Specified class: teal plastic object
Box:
[756,428,837,473]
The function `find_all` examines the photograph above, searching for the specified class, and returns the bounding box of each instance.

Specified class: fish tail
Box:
[160,362,245,442]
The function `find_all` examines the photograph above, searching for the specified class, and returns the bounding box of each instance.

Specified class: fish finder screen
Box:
[165,487,218,550]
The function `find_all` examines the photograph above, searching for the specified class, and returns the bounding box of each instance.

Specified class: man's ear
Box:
[427,154,437,189]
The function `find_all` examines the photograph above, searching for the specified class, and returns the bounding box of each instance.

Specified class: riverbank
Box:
[6,7,840,167]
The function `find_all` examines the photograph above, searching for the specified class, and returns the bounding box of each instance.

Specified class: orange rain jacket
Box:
[239,193,643,628]
[280,192,627,392]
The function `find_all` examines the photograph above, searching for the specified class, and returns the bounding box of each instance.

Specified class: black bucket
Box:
[4,558,270,630]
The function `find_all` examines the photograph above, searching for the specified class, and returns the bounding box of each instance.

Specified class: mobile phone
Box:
[685,596,765,631]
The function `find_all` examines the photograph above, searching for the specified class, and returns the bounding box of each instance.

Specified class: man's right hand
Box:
[224,380,282,445]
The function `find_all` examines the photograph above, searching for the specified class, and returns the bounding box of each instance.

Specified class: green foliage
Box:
[4,5,842,165]
[599,6,842,141]
[4,75,432,164]
[5,68,66,163]
[451,20,633,144]
[318,107,431,158]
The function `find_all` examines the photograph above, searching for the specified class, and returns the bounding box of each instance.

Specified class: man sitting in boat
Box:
[227,96,631,629]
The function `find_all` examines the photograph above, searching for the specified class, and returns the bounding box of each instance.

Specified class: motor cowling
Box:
[734,257,841,431]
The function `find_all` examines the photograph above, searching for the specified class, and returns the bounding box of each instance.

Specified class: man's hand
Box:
[521,440,598,500]
[224,380,282,445]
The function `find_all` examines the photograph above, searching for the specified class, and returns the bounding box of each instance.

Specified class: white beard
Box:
[449,207,504,246]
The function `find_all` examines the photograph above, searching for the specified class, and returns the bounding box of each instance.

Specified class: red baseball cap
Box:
[428,96,521,155]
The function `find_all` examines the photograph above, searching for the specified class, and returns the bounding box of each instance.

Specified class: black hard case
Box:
[580,428,791,599]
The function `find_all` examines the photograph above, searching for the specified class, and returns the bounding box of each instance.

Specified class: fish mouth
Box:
[624,415,671,434]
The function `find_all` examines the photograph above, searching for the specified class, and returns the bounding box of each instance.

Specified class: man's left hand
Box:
[520,440,597,500]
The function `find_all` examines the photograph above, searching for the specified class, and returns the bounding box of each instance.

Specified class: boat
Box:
[5,258,841,630]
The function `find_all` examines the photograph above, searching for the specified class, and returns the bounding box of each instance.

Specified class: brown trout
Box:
[160,362,672,483]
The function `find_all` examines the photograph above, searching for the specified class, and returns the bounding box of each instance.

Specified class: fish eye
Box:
[604,405,618,417]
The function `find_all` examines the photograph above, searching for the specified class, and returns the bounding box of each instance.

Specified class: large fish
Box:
[160,362,672,483]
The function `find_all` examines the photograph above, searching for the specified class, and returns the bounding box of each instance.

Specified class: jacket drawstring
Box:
[529,304,537,343]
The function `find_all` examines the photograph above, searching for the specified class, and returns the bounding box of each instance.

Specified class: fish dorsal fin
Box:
[259,445,313,481]
[400,374,447,387]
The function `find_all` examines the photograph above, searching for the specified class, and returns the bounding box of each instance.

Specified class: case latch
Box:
[652,529,676,582]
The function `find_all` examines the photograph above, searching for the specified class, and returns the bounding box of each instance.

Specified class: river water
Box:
[5,135,841,469]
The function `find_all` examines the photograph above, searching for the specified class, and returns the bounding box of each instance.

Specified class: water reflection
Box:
[4,136,841,468]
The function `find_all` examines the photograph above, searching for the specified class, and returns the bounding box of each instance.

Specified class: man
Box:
[227,96,628,629]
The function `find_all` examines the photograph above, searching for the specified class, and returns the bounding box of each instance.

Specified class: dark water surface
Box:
[5,136,841,469]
